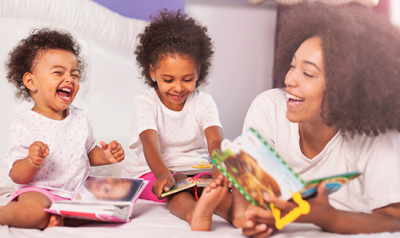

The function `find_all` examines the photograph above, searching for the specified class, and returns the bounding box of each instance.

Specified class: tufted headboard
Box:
[0,0,148,173]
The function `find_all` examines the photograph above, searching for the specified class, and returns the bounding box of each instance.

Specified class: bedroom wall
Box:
[185,1,277,139]
[93,0,278,140]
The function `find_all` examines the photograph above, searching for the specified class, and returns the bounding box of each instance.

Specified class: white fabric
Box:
[122,88,222,178]
[3,105,95,199]
[243,88,400,212]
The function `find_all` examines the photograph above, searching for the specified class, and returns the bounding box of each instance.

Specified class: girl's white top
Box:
[4,105,96,199]
[122,88,222,178]
[243,88,400,212]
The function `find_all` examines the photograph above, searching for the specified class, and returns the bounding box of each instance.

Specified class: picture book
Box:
[161,177,213,197]
[44,176,149,222]
[168,161,213,175]
[212,128,362,210]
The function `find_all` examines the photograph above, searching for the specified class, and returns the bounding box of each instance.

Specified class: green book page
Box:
[212,128,305,209]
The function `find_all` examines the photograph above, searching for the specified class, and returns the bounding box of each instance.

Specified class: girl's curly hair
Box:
[135,9,213,88]
[274,3,400,136]
[6,28,86,101]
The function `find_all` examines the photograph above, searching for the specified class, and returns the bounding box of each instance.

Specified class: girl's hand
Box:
[29,141,49,166]
[152,173,175,199]
[100,140,125,164]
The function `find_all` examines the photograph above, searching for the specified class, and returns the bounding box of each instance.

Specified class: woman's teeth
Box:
[286,93,304,101]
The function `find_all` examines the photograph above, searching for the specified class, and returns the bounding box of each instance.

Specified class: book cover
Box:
[212,128,361,210]
[161,177,213,197]
[44,176,149,222]
[168,162,213,175]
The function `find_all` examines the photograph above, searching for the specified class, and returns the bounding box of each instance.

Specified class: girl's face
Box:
[284,36,326,124]
[25,49,80,120]
[150,55,199,111]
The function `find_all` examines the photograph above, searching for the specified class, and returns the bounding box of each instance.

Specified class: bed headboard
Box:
[0,0,148,173]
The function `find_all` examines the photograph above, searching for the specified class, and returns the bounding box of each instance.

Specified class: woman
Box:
[234,3,400,236]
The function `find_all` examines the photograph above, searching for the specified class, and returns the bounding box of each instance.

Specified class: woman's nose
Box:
[284,68,298,87]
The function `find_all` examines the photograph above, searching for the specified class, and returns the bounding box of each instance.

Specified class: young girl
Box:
[233,3,400,236]
[121,10,231,231]
[0,29,125,229]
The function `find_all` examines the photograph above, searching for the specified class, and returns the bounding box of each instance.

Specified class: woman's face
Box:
[284,36,326,124]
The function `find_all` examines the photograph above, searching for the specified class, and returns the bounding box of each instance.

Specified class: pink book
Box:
[44,176,149,222]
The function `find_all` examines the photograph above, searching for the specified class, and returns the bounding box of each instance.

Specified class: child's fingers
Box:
[110,141,121,153]
[100,141,108,149]
[112,150,125,161]
[113,154,125,163]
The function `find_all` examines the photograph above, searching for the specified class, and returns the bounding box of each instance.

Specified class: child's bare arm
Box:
[204,126,223,178]
[140,129,175,198]
[9,141,49,184]
[88,140,125,166]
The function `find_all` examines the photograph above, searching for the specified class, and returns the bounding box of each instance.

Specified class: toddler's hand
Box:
[152,173,175,199]
[29,141,49,166]
[100,140,125,164]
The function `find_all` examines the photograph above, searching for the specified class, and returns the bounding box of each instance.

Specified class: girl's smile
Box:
[24,49,80,120]
[151,55,199,111]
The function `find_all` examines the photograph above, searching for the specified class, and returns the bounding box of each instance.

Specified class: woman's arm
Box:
[240,182,400,237]
[140,129,175,198]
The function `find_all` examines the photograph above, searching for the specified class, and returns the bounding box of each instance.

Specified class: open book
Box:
[212,128,362,210]
[168,161,213,175]
[161,177,213,197]
[44,176,149,222]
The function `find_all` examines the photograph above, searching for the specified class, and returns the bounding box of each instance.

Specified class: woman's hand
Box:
[152,172,175,199]
[240,204,276,237]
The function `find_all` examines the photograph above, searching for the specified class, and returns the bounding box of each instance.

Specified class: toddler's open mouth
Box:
[57,87,72,101]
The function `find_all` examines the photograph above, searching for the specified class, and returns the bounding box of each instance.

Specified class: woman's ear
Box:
[23,72,37,92]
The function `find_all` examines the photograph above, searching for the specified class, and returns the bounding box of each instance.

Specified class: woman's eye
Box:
[183,78,194,82]
[304,72,314,78]
[163,79,173,83]
[72,74,79,79]
[54,71,63,75]
[290,64,295,68]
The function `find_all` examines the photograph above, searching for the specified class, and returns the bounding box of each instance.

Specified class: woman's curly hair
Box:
[6,28,86,101]
[135,9,213,88]
[274,3,400,136]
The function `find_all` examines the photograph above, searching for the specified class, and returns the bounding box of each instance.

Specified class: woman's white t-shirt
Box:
[122,88,222,178]
[243,88,400,212]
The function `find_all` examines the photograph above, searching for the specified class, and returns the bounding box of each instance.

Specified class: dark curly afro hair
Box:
[274,3,400,136]
[135,9,213,89]
[6,28,86,101]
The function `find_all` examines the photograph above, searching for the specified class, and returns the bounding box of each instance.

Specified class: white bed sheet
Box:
[1,196,400,238]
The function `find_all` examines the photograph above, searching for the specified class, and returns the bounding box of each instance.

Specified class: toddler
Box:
[122,10,231,231]
[0,29,125,229]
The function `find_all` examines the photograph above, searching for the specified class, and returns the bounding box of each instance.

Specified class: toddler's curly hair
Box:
[6,28,86,101]
[274,3,400,136]
[135,9,213,88]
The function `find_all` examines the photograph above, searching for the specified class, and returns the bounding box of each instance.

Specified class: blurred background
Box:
[89,0,398,139]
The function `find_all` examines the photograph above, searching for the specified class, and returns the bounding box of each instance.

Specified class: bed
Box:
[0,0,399,237]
